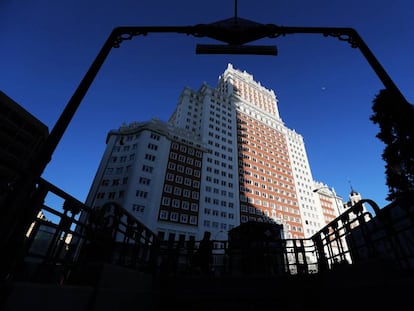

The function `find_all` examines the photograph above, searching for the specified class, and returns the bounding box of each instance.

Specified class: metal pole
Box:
[0,28,119,281]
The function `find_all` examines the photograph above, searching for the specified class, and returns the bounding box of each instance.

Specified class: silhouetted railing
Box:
[15,178,160,284]
[16,179,414,286]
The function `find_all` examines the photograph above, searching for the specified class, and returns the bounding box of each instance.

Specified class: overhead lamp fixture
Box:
[196,44,278,55]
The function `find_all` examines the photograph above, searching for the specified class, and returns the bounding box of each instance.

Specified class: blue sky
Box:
[1,0,414,213]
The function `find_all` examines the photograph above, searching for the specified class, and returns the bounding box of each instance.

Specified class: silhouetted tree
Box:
[370,89,414,201]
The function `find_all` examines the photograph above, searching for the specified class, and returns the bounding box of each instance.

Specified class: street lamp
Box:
[313,187,342,216]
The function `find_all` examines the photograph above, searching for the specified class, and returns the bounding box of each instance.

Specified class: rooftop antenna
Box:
[348,179,355,192]
[234,0,238,19]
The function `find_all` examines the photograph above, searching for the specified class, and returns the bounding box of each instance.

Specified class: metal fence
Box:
[14,179,414,285]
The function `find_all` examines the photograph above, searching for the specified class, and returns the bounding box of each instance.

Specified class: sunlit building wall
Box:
[85,64,332,240]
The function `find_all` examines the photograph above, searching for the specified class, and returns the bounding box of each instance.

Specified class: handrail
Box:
[16,178,414,284]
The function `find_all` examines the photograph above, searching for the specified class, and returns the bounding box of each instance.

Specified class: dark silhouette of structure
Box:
[2,3,414,309]
[194,231,213,274]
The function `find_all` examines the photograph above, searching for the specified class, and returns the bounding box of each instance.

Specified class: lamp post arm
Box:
[33,25,219,175]
[37,23,409,177]
[33,29,120,177]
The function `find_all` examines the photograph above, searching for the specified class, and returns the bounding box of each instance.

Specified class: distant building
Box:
[85,64,341,241]
[313,181,343,226]
[344,186,369,219]
[0,91,48,202]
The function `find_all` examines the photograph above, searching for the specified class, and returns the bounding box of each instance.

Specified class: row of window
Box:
[165,173,201,185]
[207,131,233,144]
[240,156,292,175]
[167,162,198,175]
[239,178,294,194]
[239,187,297,204]
[101,177,128,186]
[171,142,202,158]
[203,207,235,219]
[205,166,234,179]
[209,110,233,123]
[208,124,232,137]
[209,103,232,115]
[202,220,234,231]
[239,170,295,191]
[240,133,288,155]
[164,184,200,195]
[205,175,234,188]
[236,109,284,133]
[110,154,136,163]
[204,197,234,208]
[239,195,298,208]
[159,210,197,225]
[239,141,290,161]
[240,126,286,146]
[112,143,137,153]
[169,152,202,167]
[96,190,124,199]
[239,163,293,182]
[204,186,235,198]
[206,157,234,170]
[162,194,200,206]
[240,203,299,214]
[207,140,234,154]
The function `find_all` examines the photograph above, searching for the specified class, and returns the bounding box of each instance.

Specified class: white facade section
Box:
[287,130,325,237]
[169,82,241,239]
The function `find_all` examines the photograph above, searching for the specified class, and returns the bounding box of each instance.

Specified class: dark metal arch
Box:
[2,18,408,272]
[38,21,406,176]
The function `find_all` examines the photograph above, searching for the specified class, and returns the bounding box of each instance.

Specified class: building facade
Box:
[0,91,49,203]
[85,64,339,241]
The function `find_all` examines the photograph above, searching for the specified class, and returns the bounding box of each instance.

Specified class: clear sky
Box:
[2,0,414,214]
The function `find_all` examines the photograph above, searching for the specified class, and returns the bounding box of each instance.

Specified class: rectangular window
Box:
[182,201,190,210]
[144,154,156,161]
[162,197,171,206]
[180,214,188,223]
[191,203,198,212]
[142,165,153,173]
[172,199,180,208]
[136,190,148,198]
[173,187,182,196]
[159,210,168,220]
[170,212,179,222]
[132,204,145,213]
[139,177,151,185]
[148,143,158,150]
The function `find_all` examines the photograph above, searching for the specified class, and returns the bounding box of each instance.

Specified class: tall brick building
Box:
[85,64,335,241]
